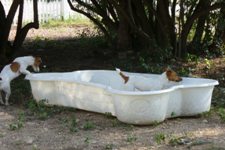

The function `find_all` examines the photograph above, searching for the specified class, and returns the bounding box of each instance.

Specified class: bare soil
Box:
[1,25,225,150]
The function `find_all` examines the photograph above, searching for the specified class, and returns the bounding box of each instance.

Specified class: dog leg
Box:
[4,86,11,106]
[20,67,31,75]
[0,92,4,105]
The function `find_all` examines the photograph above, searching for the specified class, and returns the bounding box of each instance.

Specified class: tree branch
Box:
[68,0,111,39]
[13,0,39,49]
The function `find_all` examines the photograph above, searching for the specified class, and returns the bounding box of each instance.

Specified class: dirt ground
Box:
[1,25,225,150]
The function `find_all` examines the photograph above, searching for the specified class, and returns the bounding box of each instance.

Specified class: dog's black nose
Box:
[0,77,2,80]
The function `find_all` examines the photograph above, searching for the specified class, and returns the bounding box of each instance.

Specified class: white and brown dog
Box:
[0,56,42,105]
[116,68,182,91]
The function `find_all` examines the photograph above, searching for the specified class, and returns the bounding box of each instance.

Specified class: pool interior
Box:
[26,70,218,92]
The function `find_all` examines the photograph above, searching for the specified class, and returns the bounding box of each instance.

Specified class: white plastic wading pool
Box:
[25,70,219,125]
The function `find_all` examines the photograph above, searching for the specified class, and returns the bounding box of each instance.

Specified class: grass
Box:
[41,18,92,28]
[27,34,107,53]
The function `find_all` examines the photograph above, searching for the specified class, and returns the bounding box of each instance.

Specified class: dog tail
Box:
[115,68,129,84]
[115,68,121,73]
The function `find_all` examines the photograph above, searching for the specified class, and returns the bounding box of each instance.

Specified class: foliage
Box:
[68,0,225,58]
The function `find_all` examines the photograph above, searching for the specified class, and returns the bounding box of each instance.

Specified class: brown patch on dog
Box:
[10,62,20,73]
[166,68,182,82]
[119,72,129,84]
[34,57,42,67]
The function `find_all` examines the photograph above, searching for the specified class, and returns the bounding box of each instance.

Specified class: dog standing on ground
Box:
[115,68,182,91]
[0,56,42,105]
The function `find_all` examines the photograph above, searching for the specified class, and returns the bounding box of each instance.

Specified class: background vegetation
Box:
[1,0,225,64]
[68,0,225,59]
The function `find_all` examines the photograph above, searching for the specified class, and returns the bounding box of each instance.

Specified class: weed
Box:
[26,99,38,113]
[70,116,78,132]
[32,144,39,150]
[154,133,166,144]
[111,119,134,130]
[169,136,180,146]
[200,109,213,118]
[105,144,113,150]
[171,112,176,117]
[0,133,4,138]
[126,134,137,143]
[25,99,65,120]
[151,121,161,127]
[9,112,25,131]
[14,140,23,145]
[36,100,50,120]
[217,108,225,122]
[139,57,162,73]
[186,53,199,63]
[178,67,190,76]
[83,121,95,130]
[169,134,193,146]
[212,87,225,107]
[111,119,121,127]
[84,137,90,144]
[204,58,213,69]
[104,112,114,119]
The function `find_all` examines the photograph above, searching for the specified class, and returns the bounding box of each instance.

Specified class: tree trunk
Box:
[212,7,225,46]
[190,0,210,54]
[0,0,20,57]
[180,2,224,58]
[13,0,39,51]
[116,0,131,51]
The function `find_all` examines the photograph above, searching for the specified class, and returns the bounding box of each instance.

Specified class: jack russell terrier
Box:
[0,56,42,105]
[116,68,182,91]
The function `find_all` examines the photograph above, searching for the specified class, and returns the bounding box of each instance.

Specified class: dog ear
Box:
[164,66,171,72]
[166,69,172,77]
[34,57,42,66]
[10,62,20,73]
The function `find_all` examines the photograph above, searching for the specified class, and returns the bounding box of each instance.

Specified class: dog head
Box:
[32,56,42,72]
[165,67,182,82]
